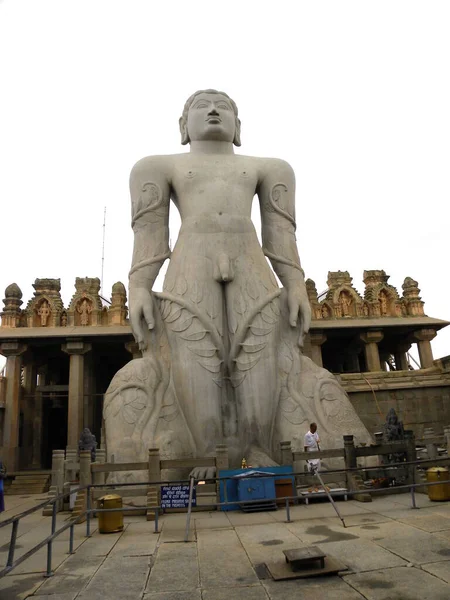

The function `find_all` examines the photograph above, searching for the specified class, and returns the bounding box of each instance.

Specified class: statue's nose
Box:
[208,105,219,116]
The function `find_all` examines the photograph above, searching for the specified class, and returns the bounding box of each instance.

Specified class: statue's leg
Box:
[224,248,281,463]
[159,245,225,457]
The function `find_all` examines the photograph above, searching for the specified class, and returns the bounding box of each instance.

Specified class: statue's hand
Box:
[287,285,311,348]
[129,287,155,351]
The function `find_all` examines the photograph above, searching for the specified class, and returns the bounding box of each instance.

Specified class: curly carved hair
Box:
[179,89,241,146]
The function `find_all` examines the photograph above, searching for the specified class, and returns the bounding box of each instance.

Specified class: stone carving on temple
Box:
[37,299,51,326]
[402,277,425,316]
[77,297,93,326]
[68,277,102,326]
[363,270,401,318]
[0,283,23,328]
[318,271,363,319]
[60,311,68,326]
[108,282,128,325]
[25,279,64,327]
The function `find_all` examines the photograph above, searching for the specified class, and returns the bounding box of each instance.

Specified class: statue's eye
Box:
[196,103,208,109]
[218,103,230,110]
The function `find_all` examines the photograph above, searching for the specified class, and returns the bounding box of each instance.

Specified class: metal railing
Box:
[2,455,450,577]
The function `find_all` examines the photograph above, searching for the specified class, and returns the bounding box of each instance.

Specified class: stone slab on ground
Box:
[29,595,77,600]
[234,523,305,565]
[143,592,202,600]
[77,555,149,599]
[375,527,450,564]
[197,528,259,588]
[74,529,123,556]
[33,555,104,595]
[109,533,159,557]
[315,539,406,572]
[422,560,450,583]
[344,565,450,599]
[146,542,198,593]
[0,572,44,600]
[262,576,365,599]
[202,584,269,599]
[286,519,361,546]
[398,512,450,532]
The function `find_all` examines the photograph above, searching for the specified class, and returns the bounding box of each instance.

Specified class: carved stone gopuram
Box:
[102,89,372,468]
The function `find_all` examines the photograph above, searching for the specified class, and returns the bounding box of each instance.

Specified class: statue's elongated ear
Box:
[179,117,190,145]
[233,118,242,147]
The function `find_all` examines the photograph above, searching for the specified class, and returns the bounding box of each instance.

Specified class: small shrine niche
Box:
[25,279,63,327]
[36,299,51,327]
[75,297,93,326]
[67,277,102,327]
[338,291,353,318]
[320,271,363,319]
[363,270,400,318]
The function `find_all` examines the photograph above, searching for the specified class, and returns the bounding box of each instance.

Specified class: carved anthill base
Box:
[103,290,372,473]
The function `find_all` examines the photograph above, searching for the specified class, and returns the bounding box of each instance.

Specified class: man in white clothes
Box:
[304,422,321,474]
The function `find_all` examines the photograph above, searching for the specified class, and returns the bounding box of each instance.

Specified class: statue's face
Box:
[187,92,236,143]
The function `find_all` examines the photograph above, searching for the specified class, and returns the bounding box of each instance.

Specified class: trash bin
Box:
[97,494,124,533]
[426,467,450,501]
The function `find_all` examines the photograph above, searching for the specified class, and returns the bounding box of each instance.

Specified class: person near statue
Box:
[103,89,372,471]
[304,422,321,473]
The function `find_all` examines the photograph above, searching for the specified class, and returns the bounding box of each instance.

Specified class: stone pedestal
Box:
[0,341,27,471]
[360,331,384,372]
[413,329,437,369]
[309,331,327,368]
[62,339,91,450]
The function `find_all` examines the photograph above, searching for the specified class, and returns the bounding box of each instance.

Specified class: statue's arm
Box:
[258,158,311,344]
[128,157,171,348]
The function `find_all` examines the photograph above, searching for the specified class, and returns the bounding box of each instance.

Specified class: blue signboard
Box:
[161,484,196,509]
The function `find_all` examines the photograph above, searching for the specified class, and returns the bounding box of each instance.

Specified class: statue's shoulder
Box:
[130,154,182,180]
[257,156,295,176]
[243,156,295,182]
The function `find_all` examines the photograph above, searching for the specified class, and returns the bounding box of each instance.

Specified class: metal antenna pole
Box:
[100,207,106,297]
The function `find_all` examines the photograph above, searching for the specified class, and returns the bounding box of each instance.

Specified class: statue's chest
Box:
[172,162,258,195]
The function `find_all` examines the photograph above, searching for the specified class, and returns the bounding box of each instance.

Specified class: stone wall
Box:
[346,383,450,438]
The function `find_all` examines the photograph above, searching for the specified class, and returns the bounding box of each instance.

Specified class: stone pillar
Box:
[31,388,43,468]
[360,331,384,372]
[65,447,79,484]
[147,448,161,521]
[79,450,92,488]
[52,449,65,510]
[345,351,360,373]
[22,359,37,468]
[125,341,142,361]
[343,435,357,470]
[309,331,327,368]
[62,340,91,450]
[444,426,450,453]
[394,343,411,371]
[423,427,437,461]
[0,341,27,472]
[280,441,293,465]
[404,430,416,485]
[413,329,437,369]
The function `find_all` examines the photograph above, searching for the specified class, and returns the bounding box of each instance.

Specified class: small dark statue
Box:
[78,428,97,462]
[383,408,405,442]
[382,408,406,466]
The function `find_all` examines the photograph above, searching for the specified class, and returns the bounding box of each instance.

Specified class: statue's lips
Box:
[206,117,221,123]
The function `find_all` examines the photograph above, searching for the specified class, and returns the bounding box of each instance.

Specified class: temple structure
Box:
[0,270,448,471]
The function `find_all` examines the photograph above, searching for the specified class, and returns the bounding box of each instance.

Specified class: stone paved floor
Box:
[1,492,450,599]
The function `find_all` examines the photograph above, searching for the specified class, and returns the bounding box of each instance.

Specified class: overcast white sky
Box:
[1,0,449,372]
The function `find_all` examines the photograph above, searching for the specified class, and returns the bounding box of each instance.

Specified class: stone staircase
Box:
[6,471,51,495]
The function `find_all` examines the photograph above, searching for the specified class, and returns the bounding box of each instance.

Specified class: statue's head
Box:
[179,89,241,146]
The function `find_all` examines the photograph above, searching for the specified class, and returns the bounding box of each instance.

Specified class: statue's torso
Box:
[168,154,263,224]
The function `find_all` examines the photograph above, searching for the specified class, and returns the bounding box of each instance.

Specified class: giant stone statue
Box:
[104,89,371,469]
